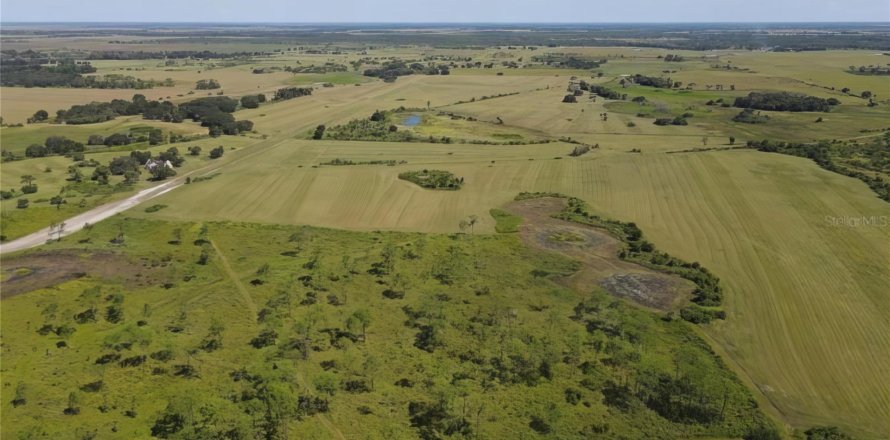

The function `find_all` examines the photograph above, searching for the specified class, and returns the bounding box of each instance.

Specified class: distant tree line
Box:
[846,64,890,76]
[531,55,607,69]
[0,57,168,89]
[85,50,272,60]
[363,60,450,82]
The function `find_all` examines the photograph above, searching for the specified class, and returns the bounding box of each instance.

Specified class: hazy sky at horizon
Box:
[1,0,888,23]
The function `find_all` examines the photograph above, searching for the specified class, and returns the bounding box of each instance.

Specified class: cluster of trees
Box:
[239,94,266,109]
[630,74,674,88]
[661,54,685,62]
[273,87,313,100]
[579,81,625,100]
[325,110,418,142]
[195,79,221,90]
[24,136,84,158]
[178,96,253,136]
[733,92,837,112]
[654,117,688,126]
[847,64,890,75]
[0,57,168,89]
[363,60,450,82]
[56,94,180,124]
[53,94,254,136]
[398,169,463,190]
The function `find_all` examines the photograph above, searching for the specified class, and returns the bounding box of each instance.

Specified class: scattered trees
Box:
[195,79,221,90]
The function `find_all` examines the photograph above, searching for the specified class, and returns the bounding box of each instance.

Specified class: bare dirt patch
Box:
[506,197,692,311]
[1,250,169,298]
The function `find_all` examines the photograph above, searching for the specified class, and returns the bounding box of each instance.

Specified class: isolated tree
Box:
[50,195,66,210]
[209,146,225,159]
[313,124,326,140]
[350,309,371,342]
[20,174,36,190]
[28,110,49,123]
[729,136,735,145]
[12,383,27,407]
[188,146,202,156]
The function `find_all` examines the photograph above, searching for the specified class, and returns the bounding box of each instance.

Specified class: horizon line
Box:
[2,20,889,24]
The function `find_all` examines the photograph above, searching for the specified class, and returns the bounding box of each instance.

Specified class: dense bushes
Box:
[240,94,266,108]
[732,108,771,124]
[733,92,835,112]
[654,117,688,126]
[194,79,220,90]
[632,74,673,88]
[398,170,463,190]
[273,87,312,101]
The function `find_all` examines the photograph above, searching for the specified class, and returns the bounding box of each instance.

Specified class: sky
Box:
[0,0,888,23]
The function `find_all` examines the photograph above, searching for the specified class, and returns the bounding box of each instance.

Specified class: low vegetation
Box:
[398,169,464,190]
[1,218,778,439]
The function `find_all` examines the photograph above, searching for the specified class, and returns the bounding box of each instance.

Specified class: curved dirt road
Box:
[0,178,182,255]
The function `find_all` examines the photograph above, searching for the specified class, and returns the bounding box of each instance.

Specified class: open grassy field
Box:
[0,214,776,440]
[2,36,889,439]
[135,142,890,437]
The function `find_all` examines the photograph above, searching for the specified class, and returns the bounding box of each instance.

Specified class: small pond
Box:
[402,114,421,126]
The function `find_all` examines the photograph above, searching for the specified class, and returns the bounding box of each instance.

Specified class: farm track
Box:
[209,239,257,318]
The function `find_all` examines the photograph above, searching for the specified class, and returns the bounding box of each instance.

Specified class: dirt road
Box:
[0,178,182,255]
